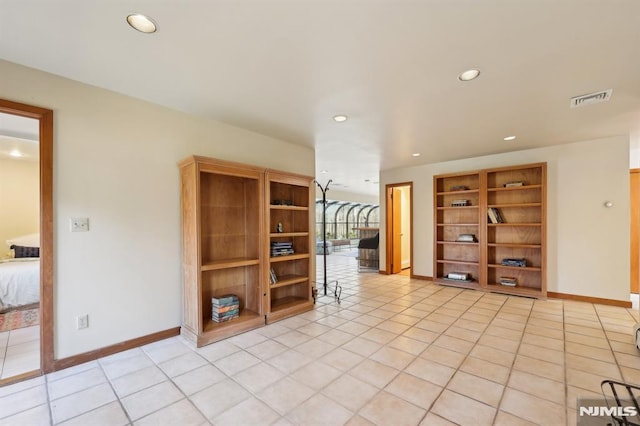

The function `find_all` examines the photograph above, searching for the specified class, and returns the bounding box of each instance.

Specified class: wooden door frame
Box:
[0,99,54,379]
[384,182,413,275]
[631,169,640,294]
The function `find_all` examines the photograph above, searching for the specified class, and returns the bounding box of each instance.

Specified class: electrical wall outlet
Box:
[70,217,90,232]
[76,314,89,329]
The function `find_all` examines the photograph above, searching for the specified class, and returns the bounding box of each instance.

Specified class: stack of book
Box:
[500,276,518,286]
[212,294,239,323]
[487,207,504,224]
[271,241,294,257]
[444,272,472,282]
[501,258,527,267]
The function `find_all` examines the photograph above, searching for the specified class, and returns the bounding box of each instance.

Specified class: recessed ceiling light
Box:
[412,153,421,157]
[333,115,348,122]
[127,14,157,33]
[457,69,480,82]
[320,170,328,174]
[503,135,517,141]
[9,149,23,158]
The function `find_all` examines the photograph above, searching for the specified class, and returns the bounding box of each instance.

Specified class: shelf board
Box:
[270,253,310,263]
[436,206,479,210]
[270,275,308,289]
[436,241,479,246]
[270,205,309,211]
[488,203,542,208]
[488,243,541,248]
[488,184,542,192]
[270,232,308,237]
[487,223,541,227]
[486,283,544,298]
[434,277,480,289]
[436,223,479,227]
[202,309,262,333]
[436,259,479,266]
[201,258,260,271]
[436,189,479,196]
[488,264,541,271]
[270,295,310,312]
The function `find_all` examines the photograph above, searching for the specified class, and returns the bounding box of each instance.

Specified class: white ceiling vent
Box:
[570,89,613,108]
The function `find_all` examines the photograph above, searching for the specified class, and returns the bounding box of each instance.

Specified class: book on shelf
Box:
[450,199,470,207]
[270,268,278,284]
[212,294,239,306]
[213,304,239,314]
[271,241,294,256]
[456,234,477,242]
[445,272,472,281]
[504,181,524,188]
[450,185,469,191]
[501,258,527,267]
[499,276,518,286]
[488,207,504,224]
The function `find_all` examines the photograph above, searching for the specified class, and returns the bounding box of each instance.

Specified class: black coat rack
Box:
[314,179,341,302]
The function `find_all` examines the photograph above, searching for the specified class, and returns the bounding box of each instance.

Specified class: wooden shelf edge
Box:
[270,205,309,211]
[486,284,544,298]
[270,275,308,289]
[487,223,541,227]
[435,278,481,290]
[488,264,541,271]
[270,232,309,237]
[487,203,542,208]
[201,258,260,271]
[437,241,479,246]
[488,243,541,248]
[436,260,479,266]
[436,206,479,210]
[436,189,480,196]
[198,311,265,346]
[436,223,479,227]
[270,253,310,262]
[487,184,542,192]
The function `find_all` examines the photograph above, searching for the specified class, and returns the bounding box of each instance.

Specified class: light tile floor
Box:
[0,324,40,379]
[1,255,639,425]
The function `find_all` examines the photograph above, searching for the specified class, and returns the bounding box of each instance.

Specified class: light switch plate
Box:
[70,217,89,232]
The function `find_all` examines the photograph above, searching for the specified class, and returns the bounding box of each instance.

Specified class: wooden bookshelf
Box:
[434,162,546,298]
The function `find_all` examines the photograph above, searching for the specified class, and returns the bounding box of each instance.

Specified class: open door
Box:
[385,183,412,275]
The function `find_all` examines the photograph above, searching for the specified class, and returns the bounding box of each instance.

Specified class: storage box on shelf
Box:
[265,170,315,324]
[434,163,546,298]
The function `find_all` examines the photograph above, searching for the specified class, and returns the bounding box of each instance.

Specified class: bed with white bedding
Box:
[0,258,40,311]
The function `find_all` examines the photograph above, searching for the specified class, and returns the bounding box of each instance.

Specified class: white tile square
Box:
[121,381,183,421]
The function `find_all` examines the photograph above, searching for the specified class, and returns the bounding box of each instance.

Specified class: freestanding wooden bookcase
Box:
[265,170,315,323]
[179,156,315,346]
[434,162,546,298]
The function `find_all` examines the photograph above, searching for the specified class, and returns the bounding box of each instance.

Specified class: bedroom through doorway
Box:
[0,112,41,381]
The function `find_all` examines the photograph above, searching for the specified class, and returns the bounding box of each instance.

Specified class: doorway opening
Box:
[0,99,53,385]
[385,182,413,276]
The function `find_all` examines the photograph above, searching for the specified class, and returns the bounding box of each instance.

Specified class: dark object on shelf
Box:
[450,185,469,191]
[501,258,527,267]
[488,207,504,224]
[500,276,517,286]
[457,234,477,242]
[272,199,293,205]
[271,241,294,257]
[451,199,470,207]
[276,222,283,233]
[446,272,472,281]
[504,181,524,188]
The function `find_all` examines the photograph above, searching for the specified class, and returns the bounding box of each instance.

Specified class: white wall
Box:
[316,187,379,205]
[0,60,315,358]
[381,136,630,302]
[0,158,39,255]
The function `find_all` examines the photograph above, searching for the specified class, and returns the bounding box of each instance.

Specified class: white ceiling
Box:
[1,1,640,195]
